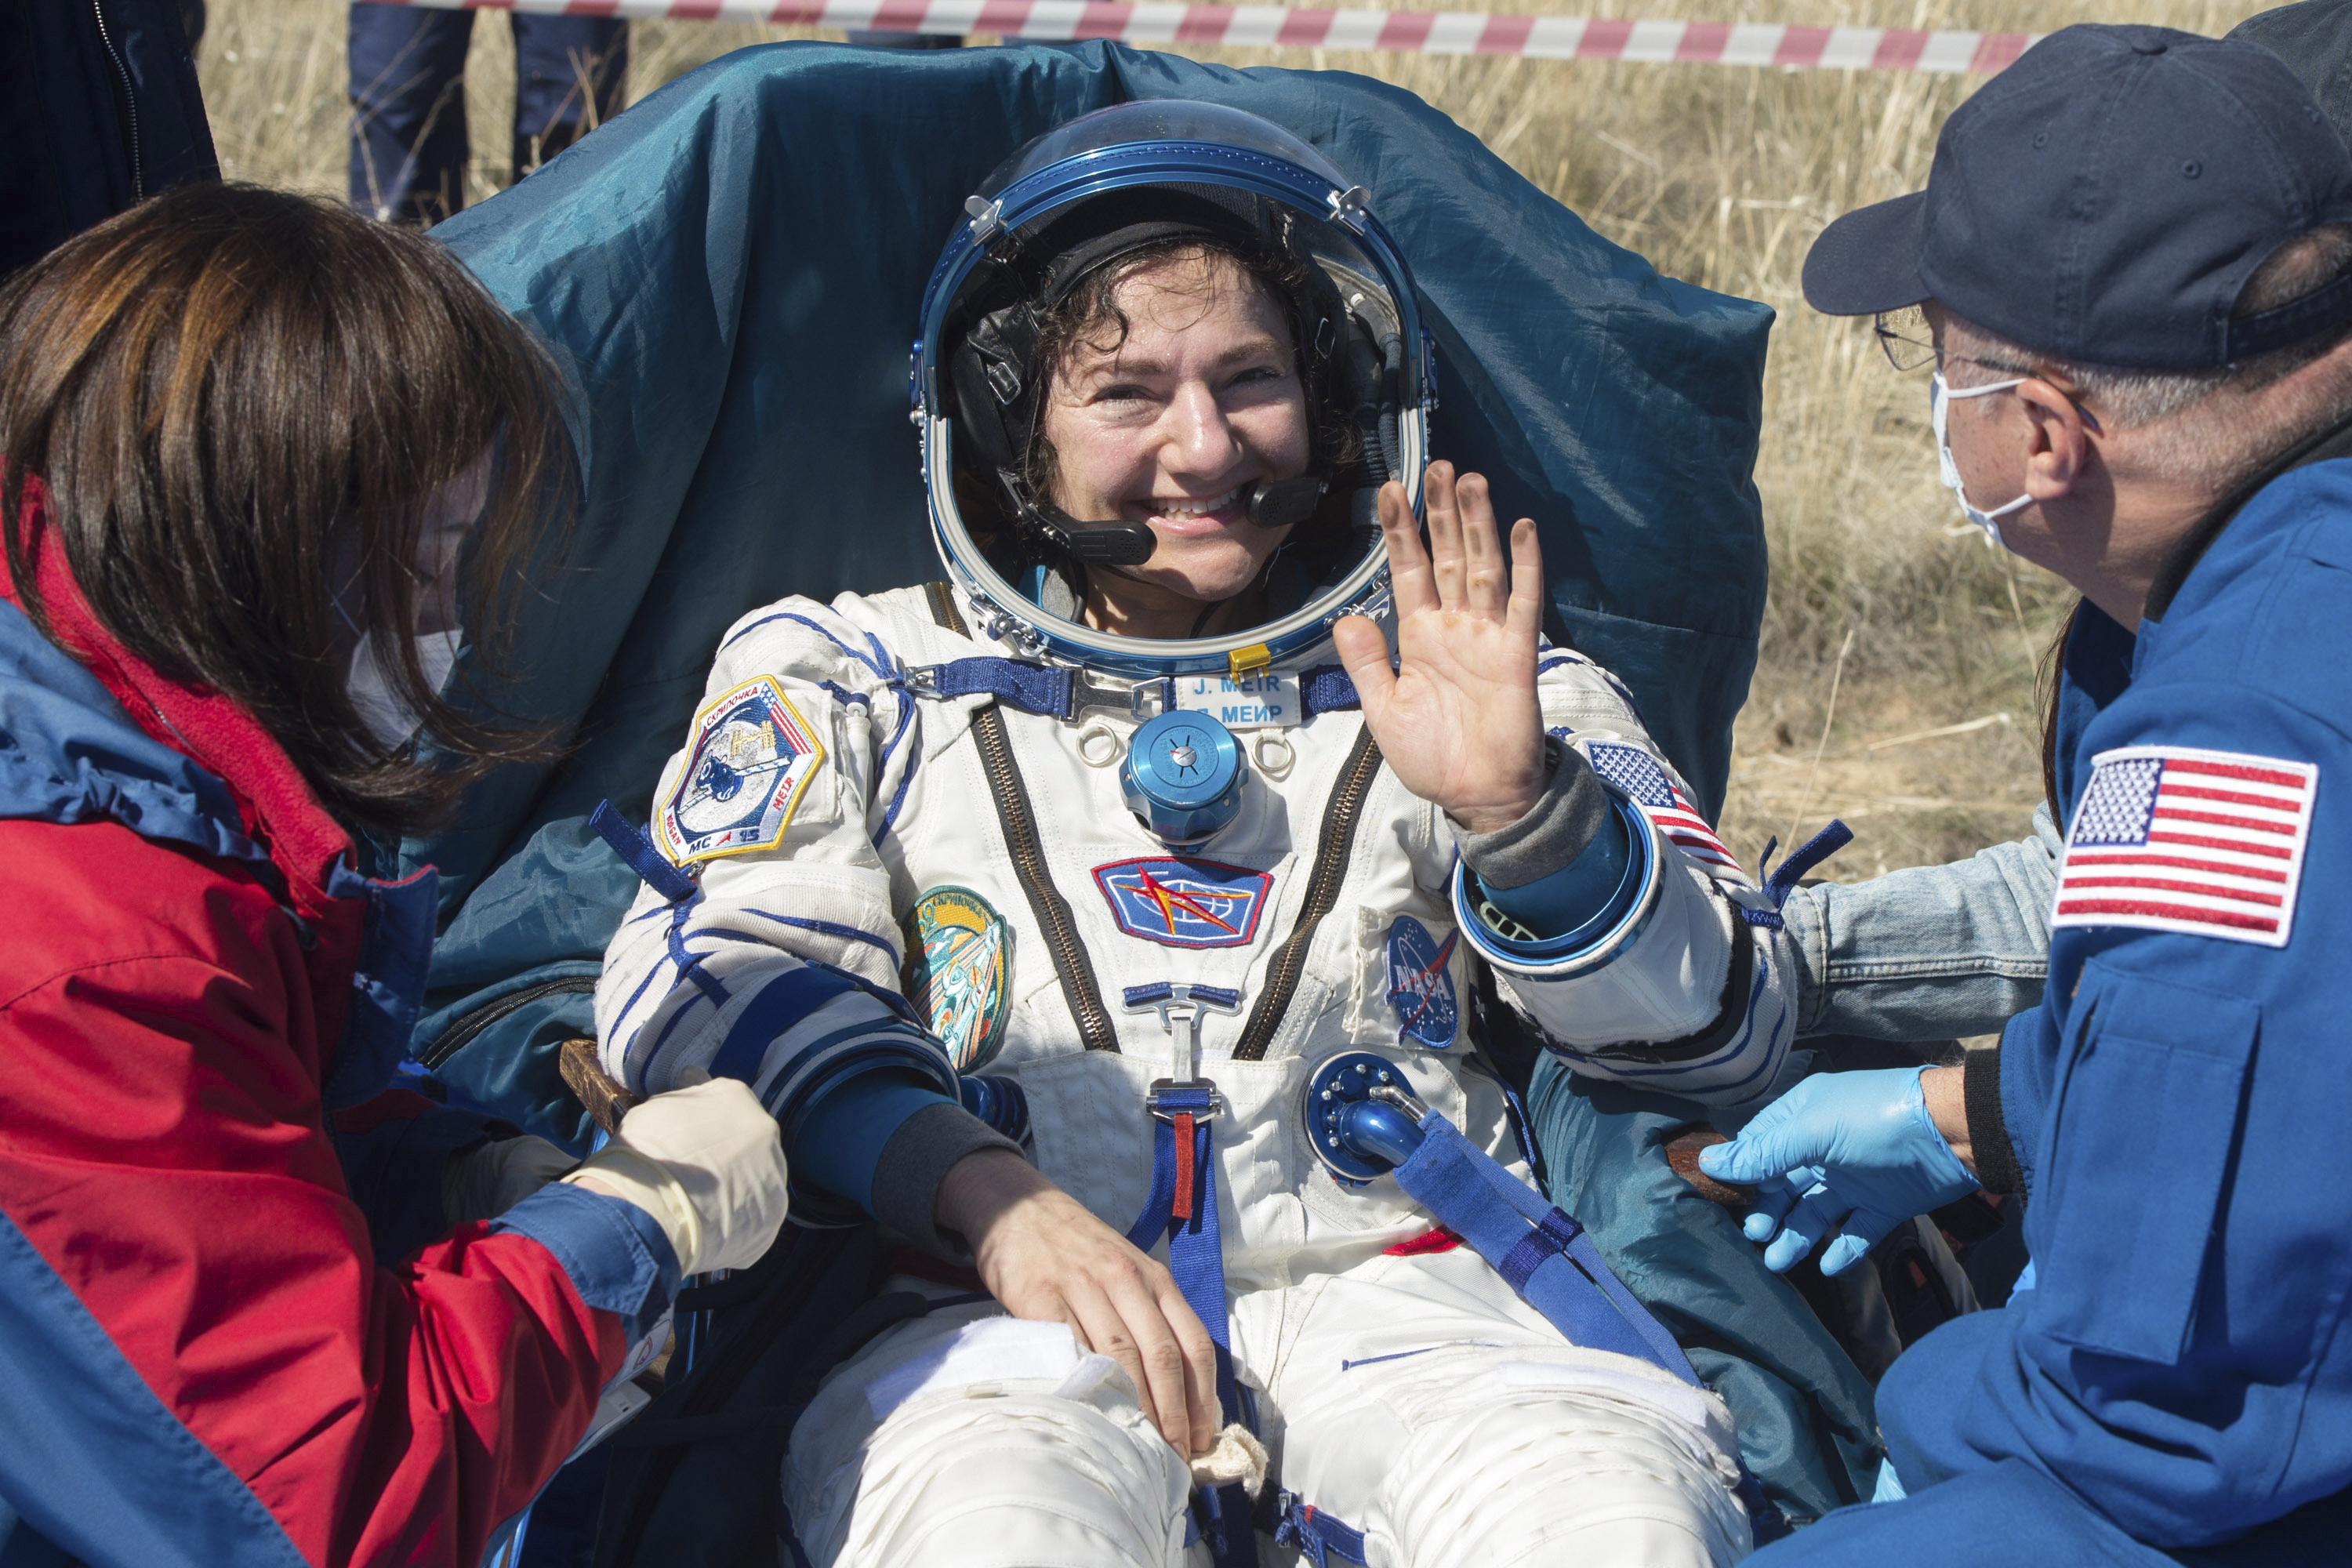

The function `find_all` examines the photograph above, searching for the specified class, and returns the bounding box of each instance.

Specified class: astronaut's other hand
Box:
[935,1147,1218,1457]
[1333,461,1548,835]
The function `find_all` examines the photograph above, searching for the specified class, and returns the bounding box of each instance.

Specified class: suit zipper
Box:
[90,0,143,201]
[969,702,1119,1051]
[924,582,1119,1052]
[1234,725,1382,1061]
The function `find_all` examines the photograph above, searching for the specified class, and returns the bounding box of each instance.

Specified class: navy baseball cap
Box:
[1803,24,2352,371]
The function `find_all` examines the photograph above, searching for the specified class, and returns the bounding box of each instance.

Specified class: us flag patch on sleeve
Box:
[2054,745,2319,948]
[1585,742,1742,873]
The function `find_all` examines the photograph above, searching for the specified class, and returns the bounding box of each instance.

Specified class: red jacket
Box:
[0,491,677,1566]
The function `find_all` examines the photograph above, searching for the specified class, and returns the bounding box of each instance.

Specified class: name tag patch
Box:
[1174,671,1302,728]
[659,676,826,864]
[2053,745,2317,948]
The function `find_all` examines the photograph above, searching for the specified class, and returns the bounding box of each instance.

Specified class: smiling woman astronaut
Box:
[595,103,1802,1568]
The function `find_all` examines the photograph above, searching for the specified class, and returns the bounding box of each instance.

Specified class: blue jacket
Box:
[1878,454,2352,1547]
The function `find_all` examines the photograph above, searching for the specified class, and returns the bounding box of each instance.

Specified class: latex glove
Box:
[1697,1066,1976,1276]
[563,1076,789,1275]
[443,1133,577,1227]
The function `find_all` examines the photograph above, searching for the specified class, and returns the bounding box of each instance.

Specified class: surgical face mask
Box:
[334,452,488,747]
[1931,369,2031,549]
[347,626,461,750]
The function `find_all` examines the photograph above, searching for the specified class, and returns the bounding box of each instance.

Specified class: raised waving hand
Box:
[1332,462,1550,833]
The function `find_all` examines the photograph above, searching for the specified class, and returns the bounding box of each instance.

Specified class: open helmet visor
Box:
[913,100,1432,678]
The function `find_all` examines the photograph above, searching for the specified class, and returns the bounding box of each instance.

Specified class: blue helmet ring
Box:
[913,101,1432,680]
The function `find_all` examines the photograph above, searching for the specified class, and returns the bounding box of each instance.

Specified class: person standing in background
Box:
[1,0,216,275]
[347,2,626,227]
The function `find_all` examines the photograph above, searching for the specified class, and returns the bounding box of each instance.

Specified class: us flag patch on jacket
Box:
[2053,745,2318,948]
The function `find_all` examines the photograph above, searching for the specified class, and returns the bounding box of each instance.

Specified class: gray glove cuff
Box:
[871,1100,1022,1261]
[1450,740,1613,891]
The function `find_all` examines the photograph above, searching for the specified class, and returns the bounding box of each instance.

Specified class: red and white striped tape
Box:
[398,0,2039,73]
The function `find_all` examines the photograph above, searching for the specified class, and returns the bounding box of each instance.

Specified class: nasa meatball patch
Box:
[659,676,827,864]
[1385,915,1461,1048]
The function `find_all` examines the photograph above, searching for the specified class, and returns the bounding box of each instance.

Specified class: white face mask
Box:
[1932,369,2031,549]
[332,451,489,748]
[347,626,462,749]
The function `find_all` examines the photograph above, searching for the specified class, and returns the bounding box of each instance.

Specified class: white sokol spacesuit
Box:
[596,103,1795,1568]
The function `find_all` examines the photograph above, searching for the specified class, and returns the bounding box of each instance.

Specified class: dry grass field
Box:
[198,0,2270,881]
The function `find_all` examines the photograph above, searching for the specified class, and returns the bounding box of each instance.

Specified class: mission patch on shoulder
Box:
[659,675,827,864]
[902,886,1012,1072]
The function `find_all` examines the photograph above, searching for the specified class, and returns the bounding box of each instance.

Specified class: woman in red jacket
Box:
[0,183,789,1566]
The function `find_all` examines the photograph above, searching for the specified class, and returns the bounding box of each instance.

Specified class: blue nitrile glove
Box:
[1696,1067,1976,1276]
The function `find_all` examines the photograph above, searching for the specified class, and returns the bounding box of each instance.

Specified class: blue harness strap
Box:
[1272,1494,1367,1567]
[917,657,1364,724]
[591,799,697,903]
[925,658,1076,719]
[1125,1087,1254,1568]
[1298,664,1359,716]
[1740,818,1856,930]
[1388,1113,1697,1384]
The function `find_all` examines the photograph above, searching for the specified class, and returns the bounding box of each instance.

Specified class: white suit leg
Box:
[1237,1247,1751,1568]
[783,1303,1197,1568]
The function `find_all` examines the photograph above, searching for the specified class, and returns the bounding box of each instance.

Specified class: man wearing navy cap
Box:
[1699,23,2352,1563]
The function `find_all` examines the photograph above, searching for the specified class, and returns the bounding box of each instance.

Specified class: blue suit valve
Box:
[1121,710,1247,846]
[1303,1050,1432,1185]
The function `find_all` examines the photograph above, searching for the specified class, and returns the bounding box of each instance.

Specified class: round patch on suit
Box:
[902,886,1014,1072]
[1385,915,1459,1048]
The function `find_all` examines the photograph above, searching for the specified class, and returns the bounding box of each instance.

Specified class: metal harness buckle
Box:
[1124,982,1243,1119]
[1073,673,1174,723]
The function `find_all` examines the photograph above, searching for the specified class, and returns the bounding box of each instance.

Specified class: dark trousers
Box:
[347,2,626,226]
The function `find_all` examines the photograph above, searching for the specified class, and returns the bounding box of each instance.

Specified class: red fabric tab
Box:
[1172,1112,1196,1221]
[1383,1225,1464,1257]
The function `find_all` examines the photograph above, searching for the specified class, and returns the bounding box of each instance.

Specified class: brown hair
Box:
[0,182,571,838]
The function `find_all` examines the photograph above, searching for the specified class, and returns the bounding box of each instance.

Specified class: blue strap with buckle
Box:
[1390,1112,1697,1383]
[1126,1080,1253,1568]
[909,657,1363,724]
[1272,1493,1368,1567]
[923,658,1076,718]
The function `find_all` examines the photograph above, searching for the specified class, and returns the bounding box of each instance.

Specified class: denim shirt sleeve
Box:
[1780,802,2060,1042]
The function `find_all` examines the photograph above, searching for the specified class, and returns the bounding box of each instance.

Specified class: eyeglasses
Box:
[1872,307,2107,431]
[1874,306,1937,372]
